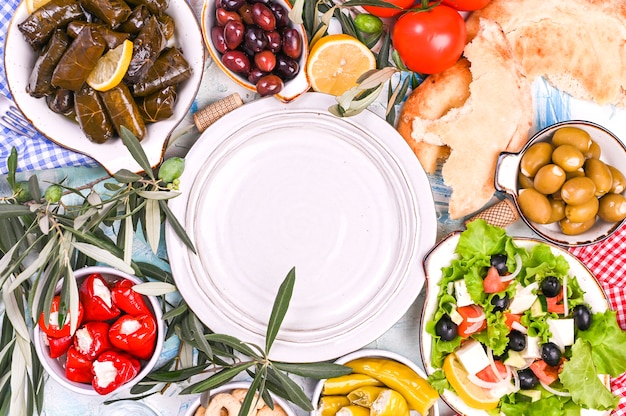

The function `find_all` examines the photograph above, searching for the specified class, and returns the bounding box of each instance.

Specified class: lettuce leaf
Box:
[559,339,618,410]
[577,310,626,376]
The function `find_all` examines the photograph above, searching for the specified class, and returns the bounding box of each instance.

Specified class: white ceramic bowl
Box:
[310,349,440,416]
[4,0,205,175]
[33,266,165,396]
[496,120,626,246]
[201,0,310,102]
[183,381,296,416]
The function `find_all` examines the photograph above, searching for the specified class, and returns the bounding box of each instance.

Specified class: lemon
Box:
[442,353,500,410]
[86,39,133,92]
[306,34,376,96]
[26,0,50,13]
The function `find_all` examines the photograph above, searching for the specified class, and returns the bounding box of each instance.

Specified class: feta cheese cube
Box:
[547,318,575,351]
[455,340,490,376]
[522,336,541,359]
[509,282,539,314]
[454,279,474,307]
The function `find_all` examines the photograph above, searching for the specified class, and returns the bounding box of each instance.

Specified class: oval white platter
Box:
[165,92,437,363]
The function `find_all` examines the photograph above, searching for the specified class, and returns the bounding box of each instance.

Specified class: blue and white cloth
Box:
[0,0,98,174]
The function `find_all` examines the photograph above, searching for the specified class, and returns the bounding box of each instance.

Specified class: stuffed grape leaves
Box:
[125,0,168,15]
[67,21,130,49]
[125,16,167,84]
[117,5,150,34]
[75,85,115,143]
[47,89,75,116]
[158,13,175,41]
[51,26,106,91]
[79,0,132,29]
[100,83,147,140]
[27,29,70,98]
[137,85,176,122]
[17,0,85,51]
[130,48,191,97]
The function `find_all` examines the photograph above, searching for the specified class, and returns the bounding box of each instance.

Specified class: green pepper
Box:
[346,358,439,415]
[322,373,384,396]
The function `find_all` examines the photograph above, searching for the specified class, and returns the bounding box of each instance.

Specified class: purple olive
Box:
[281,27,302,60]
[275,54,298,80]
[220,0,246,11]
[216,7,241,25]
[237,3,254,25]
[244,25,267,53]
[222,50,251,73]
[268,2,289,28]
[251,3,276,31]
[256,74,283,96]
[211,26,228,53]
[247,66,266,84]
[224,20,245,50]
[254,50,276,72]
[265,30,282,53]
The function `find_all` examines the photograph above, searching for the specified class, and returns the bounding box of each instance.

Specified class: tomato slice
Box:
[504,313,522,330]
[529,359,561,385]
[546,291,565,314]
[457,304,486,337]
[476,360,508,383]
[483,266,510,293]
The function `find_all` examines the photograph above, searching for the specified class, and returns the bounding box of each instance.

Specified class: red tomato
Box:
[457,304,486,337]
[476,360,508,383]
[441,0,490,11]
[363,0,415,18]
[546,292,565,314]
[504,313,522,330]
[483,266,510,293]
[391,4,466,74]
[38,295,84,338]
[529,359,561,385]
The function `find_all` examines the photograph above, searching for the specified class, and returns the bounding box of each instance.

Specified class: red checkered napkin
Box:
[569,223,626,415]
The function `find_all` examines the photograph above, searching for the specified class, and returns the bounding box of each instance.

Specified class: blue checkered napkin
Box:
[0,0,98,174]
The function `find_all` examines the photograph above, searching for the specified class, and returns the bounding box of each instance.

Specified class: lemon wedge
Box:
[26,0,51,13]
[86,39,133,92]
[306,34,376,96]
[443,353,500,410]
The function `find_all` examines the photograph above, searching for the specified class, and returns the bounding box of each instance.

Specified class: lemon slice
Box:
[86,39,133,92]
[306,34,376,96]
[443,353,500,410]
[26,0,51,13]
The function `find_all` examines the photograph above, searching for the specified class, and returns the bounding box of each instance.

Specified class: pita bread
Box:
[400,19,533,219]
[466,0,626,107]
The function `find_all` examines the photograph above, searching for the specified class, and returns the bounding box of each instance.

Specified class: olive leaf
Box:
[265,266,295,352]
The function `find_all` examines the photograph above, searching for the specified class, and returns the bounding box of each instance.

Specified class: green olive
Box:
[598,193,626,222]
[559,217,596,235]
[552,144,585,172]
[561,177,596,205]
[518,172,534,189]
[518,188,552,224]
[551,126,592,153]
[520,142,553,177]
[607,165,626,194]
[584,140,602,159]
[354,13,383,34]
[565,197,599,223]
[584,158,613,196]
[547,198,566,223]
[533,164,566,195]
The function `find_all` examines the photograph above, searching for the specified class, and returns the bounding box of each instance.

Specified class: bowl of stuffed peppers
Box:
[33,266,165,396]
[4,0,204,174]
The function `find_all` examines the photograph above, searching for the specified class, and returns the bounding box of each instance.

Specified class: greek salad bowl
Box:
[310,349,440,416]
[33,266,165,396]
[420,220,616,415]
[183,381,296,416]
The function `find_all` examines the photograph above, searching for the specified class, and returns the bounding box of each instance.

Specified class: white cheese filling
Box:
[92,360,117,388]
[120,319,142,335]
[92,277,112,308]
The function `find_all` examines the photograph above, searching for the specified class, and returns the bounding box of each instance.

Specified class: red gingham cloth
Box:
[569,223,626,415]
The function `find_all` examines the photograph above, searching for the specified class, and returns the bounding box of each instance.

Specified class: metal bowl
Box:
[495,120,626,246]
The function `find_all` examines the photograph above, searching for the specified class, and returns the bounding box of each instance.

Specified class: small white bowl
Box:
[184,381,297,416]
[310,349,440,416]
[4,0,205,174]
[201,0,310,102]
[496,120,626,246]
[33,266,165,396]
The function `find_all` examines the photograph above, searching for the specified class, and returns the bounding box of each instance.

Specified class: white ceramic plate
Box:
[165,92,437,363]
[420,233,610,416]
[4,0,204,174]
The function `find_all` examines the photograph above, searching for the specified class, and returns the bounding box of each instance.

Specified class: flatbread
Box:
[405,19,533,219]
[465,0,626,107]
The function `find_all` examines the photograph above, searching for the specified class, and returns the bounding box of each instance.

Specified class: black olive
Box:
[507,329,526,351]
[491,293,510,312]
[490,254,508,275]
[572,304,592,330]
[435,314,458,341]
[541,342,562,366]
[518,368,539,389]
[541,276,562,298]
